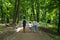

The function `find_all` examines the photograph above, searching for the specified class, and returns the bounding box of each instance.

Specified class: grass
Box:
[0,24,5,29]
[38,21,57,31]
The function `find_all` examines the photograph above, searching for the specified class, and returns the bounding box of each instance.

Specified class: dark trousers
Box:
[23,25,26,32]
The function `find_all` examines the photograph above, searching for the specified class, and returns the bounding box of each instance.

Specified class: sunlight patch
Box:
[15,27,23,32]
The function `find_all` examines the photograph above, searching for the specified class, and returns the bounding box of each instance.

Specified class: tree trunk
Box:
[30,14,32,21]
[1,1,4,23]
[31,0,35,21]
[58,0,60,33]
[13,0,20,24]
[17,0,20,23]
[13,0,17,23]
[36,0,40,22]
[6,17,9,23]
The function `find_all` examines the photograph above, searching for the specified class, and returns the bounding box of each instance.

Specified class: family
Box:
[22,15,37,33]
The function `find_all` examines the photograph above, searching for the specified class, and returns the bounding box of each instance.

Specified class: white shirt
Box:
[28,23,32,27]
[33,21,37,25]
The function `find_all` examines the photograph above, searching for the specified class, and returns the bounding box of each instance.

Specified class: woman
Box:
[22,15,26,32]
[33,19,37,32]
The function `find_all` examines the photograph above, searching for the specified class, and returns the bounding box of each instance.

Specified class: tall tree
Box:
[0,0,5,23]
[36,0,40,22]
[31,0,35,21]
[17,0,20,23]
[13,0,20,24]
[13,0,17,23]
[6,7,10,23]
[58,0,60,33]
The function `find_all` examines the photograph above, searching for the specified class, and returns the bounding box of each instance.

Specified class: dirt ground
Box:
[0,22,54,40]
[3,26,54,40]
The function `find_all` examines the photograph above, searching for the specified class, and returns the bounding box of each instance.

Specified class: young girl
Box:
[28,22,32,31]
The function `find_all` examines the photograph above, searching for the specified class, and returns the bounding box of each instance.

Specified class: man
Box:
[33,19,37,32]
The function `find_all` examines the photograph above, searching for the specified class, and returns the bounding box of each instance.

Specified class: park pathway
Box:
[3,21,54,40]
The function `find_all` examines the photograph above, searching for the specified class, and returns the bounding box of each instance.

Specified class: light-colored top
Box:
[28,23,32,27]
[33,21,37,25]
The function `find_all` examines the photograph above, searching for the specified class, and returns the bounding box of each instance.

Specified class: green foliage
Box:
[0,0,59,25]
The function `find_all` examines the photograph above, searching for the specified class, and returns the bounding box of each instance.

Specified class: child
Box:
[28,22,32,31]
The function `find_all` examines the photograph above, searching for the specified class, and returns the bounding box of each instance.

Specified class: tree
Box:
[13,0,20,24]
[36,0,40,22]
[58,0,60,33]
[13,0,17,23]
[0,0,5,23]
[16,0,20,23]
[31,0,35,21]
